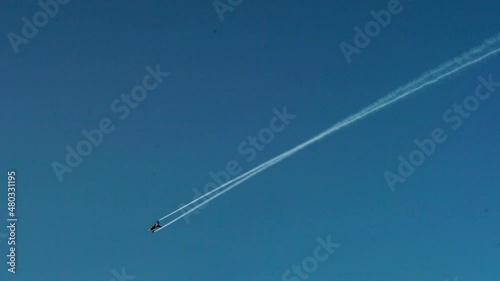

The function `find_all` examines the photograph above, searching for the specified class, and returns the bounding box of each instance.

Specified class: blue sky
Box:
[1,0,499,280]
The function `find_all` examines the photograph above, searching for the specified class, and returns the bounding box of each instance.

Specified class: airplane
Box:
[149,221,161,233]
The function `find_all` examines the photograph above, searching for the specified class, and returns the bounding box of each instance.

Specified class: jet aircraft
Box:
[149,221,161,233]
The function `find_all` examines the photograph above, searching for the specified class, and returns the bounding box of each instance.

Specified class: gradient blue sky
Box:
[1,0,499,280]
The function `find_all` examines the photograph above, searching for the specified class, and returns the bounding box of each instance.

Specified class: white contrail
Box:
[155,34,500,232]
[157,159,276,222]
[155,164,269,231]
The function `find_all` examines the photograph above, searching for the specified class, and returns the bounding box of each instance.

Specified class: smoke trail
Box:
[156,34,500,231]
[158,159,276,222]
[155,164,268,231]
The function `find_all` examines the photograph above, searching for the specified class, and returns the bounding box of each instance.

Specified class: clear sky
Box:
[1,0,499,281]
